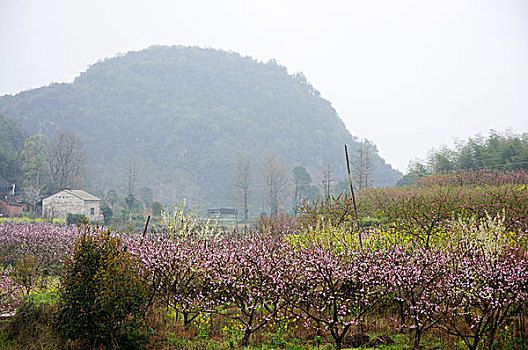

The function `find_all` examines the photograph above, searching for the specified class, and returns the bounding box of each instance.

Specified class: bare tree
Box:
[321,163,333,198]
[233,154,252,220]
[261,153,289,217]
[21,135,48,211]
[353,140,374,190]
[121,156,142,223]
[45,131,86,191]
[125,156,138,195]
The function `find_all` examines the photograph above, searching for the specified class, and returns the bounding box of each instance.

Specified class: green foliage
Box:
[292,166,318,215]
[407,130,528,178]
[0,113,27,187]
[397,160,429,186]
[20,135,48,208]
[137,186,153,207]
[6,300,57,349]
[54,225,151,349]
[12,254,39,295]
[0,46,401,207]
[100,205,113,225]
[125,193,143,213]
[0,113,27,153]
[106,189,119,208]
[65,213,86,226]
[26,289,59,307]
[150,201,163,217]
[0,150,22,190]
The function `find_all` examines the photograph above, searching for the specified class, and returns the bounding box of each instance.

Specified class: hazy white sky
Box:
[1,0,527,172]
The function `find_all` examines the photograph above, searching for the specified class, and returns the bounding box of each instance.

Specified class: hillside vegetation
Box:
[0,113,26,185]
[0,46,400,209]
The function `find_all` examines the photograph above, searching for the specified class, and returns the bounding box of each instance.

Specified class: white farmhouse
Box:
[42,190,103,221]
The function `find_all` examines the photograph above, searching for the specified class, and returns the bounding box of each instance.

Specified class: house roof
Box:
[1,199,23,207]
[63,190,101,201]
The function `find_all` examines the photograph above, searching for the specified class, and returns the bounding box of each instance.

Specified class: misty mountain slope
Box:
[0,45,401,207]
[0,113,27,185]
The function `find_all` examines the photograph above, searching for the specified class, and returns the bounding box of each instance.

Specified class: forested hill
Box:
[0,45,401,208]
[0,113,27,185]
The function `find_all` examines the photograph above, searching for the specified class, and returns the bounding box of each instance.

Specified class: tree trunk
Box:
[240,328,252,347]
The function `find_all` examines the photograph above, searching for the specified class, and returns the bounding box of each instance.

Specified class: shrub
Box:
[66,213,86,226]
[54,225,151,349]
[100,206,113,226]
[150,201,163,217]
[6,300,57,349]
[12,254,39,295]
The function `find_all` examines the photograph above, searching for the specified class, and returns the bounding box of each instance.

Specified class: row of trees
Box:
[0,114,157,228]
[0,119,165,231]
[232,140,376,219]
[95,188,163,231]
[0,115,87,213]
[3,210,527,349]
[126,209,528,350]
[21,132,86,210]
[233,152,314,219]
[399,130,528,185]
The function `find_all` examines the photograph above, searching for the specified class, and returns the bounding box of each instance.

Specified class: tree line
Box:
[232,139,377,219]
[0,113,87,211]
[398,130,528,185]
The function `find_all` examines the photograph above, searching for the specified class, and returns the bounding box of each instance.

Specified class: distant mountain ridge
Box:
[0,45,401,208]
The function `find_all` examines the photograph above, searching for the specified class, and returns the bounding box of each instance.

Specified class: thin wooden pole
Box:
[345,145,362,248]
[143,215,151,237]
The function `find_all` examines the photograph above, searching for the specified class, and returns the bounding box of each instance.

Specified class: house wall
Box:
[83,200,102,222]
[42,192,102,221]
[0,201,23,217]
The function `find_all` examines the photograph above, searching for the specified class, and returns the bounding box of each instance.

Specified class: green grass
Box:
[25,291,58,307]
